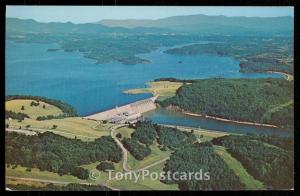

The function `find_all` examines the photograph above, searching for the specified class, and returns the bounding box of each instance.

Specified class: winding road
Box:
[110,124,130,172]
[103,124,171,189]
[6,123,171,191]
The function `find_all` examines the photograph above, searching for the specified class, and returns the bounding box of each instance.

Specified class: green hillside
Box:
[159,78,294,129]
[98,14,293,36]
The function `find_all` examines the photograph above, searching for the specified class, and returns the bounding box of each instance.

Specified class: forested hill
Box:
[159,78,294,129]
[6,18,170,35]
[98,14,293,36]
[7,15,293,36]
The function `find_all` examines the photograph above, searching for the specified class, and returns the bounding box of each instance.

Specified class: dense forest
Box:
[96,161,115,172]
[212,135,294,189]
[163,142,245,190]
[7,183,111,191]
[124,121,197,159]
[131,122,197,150]
[156,126,197,150]
[164,36,293,75]
[121,138,151,160]
[6,95,78,117]
[246,134,294,151]
[5,132,122,179]
[159,78,294,129]
[131,121,157,145]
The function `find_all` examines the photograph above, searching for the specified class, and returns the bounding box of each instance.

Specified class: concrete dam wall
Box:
[84,96,158,122]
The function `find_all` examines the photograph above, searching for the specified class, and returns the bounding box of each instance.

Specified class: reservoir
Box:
[6,40,291,136]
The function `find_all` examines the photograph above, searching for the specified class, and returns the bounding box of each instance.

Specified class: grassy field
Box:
[80,161,124,185]
[6,99,63,119]
[127,144,172,170]
[213,145,265,190]
[6,117,111,141]
[5,99,113,140]
[108,161,179,190]
[261,100,294,122]
[124,81,186,101]
[6,161,125,189]
[6,178,50,188]
[6,165,84,184]
[166,125,230,141]
[114,126,134,138]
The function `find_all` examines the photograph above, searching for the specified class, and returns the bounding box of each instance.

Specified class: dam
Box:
[84,96,158,123]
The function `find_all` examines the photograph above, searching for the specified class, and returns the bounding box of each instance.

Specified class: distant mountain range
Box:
[98,14,293,36]
[6,18,170,35]
[6,14,293,36]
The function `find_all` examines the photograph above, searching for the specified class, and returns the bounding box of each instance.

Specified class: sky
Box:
[6,6,294,24]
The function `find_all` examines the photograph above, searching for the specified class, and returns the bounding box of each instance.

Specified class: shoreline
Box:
[267,71,293,81]
[158,123,230,135]
[182,110,279,128]
[166,105,279,128]
[183,112,202,117]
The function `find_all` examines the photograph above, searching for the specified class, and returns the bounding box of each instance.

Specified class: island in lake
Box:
[5,6,294,191]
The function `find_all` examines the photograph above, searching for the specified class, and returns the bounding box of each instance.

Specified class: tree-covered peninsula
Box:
[159,78,293,129]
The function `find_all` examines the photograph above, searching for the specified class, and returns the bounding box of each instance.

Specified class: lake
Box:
[6,40,291,136]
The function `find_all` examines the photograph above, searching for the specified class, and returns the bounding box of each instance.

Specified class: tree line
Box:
[211,135,294,189]
[163,142,245,190]
[7,183,111,191]
[159,78,294,129]
[5,132,122,179]
[6,95,78,117]
[5,110,29,122]
[121,138,151,160]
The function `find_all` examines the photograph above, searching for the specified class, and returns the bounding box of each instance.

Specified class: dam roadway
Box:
[84,96,158,122]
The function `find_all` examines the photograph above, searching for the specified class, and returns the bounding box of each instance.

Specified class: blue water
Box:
[6,40,290,136]
[144,109,293,137]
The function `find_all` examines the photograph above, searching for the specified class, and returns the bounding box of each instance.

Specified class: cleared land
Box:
[5,99,112,140]
[6,178,50,188]
[160,124,230,141]
[213,145,264,190]
[6,165,84,184]
[107,161,179,190]
[124,81,186,101]
[127,144,172,170]
[114,126,134,138]
[261,100,294,122]
[6,99,63,119]
[80,161,124,186]
[6,118,111,141]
